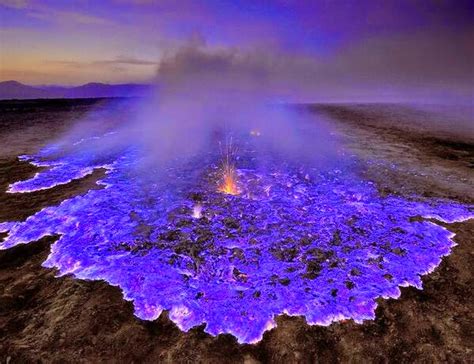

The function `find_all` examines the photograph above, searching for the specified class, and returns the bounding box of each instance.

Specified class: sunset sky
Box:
[0,0,472,100]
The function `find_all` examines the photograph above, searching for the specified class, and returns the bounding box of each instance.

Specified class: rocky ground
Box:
[0,99,472,363]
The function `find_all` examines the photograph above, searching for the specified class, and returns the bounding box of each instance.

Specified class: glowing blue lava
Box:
[0,134,472,344]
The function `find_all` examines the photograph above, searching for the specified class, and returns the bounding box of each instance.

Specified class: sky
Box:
[0,0,472,101]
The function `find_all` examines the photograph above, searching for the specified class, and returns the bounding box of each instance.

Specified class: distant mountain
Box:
[0,80,152,100]
[55,82,152,99]
[0,81,51,99]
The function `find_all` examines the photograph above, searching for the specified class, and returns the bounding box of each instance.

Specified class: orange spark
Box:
[218,136,239,195]
[219,166,239,195]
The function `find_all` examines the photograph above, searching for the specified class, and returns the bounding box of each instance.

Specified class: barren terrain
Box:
[0,99,472,363]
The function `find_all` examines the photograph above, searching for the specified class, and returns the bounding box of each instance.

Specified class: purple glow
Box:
[0,134,472,344]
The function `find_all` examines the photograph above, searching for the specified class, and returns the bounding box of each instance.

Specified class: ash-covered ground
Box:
[0,99,473,363]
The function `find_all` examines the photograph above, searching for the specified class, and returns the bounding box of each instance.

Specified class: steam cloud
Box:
[51,26,473,174]
[102,42,341,175]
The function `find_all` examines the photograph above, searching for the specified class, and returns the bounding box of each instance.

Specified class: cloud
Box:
[0,1,113,25]
[114,0,155,4]
[150,31,474,104]
[95,57,159,66]
[113,0,194,6]
[29,9,112,25]
[316,29,474,100]
[37,27,474,103]
[48,57,158,68]
[0,0,28,9]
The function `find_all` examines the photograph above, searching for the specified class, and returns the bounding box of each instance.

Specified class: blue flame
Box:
[0,132,472,344]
